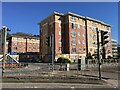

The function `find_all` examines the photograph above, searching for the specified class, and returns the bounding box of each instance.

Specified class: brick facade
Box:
[8,35,39,54]
[39,12,112,62]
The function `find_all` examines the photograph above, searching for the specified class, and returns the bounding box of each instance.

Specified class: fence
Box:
[2,60,119,83]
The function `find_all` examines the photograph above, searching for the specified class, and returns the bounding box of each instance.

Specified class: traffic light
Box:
[46,36,50,46]
[101,31,109,46]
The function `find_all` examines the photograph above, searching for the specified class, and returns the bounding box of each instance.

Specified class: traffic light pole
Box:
[52,34,54,71]
[96,28,101,80]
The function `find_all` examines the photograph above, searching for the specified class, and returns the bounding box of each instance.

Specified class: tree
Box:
[57,56,71,71]
[12,32,33,37]
[107,55,112,59]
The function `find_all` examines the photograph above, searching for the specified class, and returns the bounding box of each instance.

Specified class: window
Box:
[78,24,80,28]
[78,32,80,36]
[72,56,76,62]
[78,40,80,44]
[90,48,92,51]
[99,24,101,27]
[72,31,77,37]
[78,17,81,21]
[83,48,86,52]
[13,46,17,50]
[93,27,97,31]
[59,23,61,27]
[72,47,76,53]
[71,16,76,21]
[89,26,92,30]
[33,47,36,49]
[72,39,76,45]
[14,37,17,40]
[89,34,92,38]
[94,49,97,53]
[82,40,85,44]
[94,23,97,26]
[82,33,85,36]
[58,16,61,21]
[59,31,61,35]
[79,48,82,52]
[88,20,90,23]
[72,23,76,29]
[82,26,85,30]
[107,50,111,54]
[82,19,85,23]
[93,35,97,39]
[59,38,61,43]
[59,47,62,51]
[108,44,110,48]
[90,41,93,45]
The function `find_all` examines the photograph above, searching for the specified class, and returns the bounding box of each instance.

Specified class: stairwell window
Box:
[72,23,76,29]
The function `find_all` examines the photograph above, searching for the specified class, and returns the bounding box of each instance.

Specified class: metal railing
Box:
[2,60,119,83]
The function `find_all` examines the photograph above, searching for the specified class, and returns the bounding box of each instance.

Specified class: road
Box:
[2,63,119,88]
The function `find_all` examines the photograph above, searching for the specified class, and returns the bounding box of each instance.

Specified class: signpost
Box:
[1,26,10,77]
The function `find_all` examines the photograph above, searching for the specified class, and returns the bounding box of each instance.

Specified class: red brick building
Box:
[39,12,112,62]
[8,35,39,54]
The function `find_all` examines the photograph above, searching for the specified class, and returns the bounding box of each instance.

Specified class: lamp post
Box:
[96,28,101,80]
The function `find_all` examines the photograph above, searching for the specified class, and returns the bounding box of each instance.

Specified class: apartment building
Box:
[39,12,112,62]
[86,17,112,59]
[111,39,118,58]
[8,35,39,54]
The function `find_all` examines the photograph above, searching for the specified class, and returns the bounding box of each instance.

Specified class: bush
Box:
[107,56,112,59]
[57,56,71,63]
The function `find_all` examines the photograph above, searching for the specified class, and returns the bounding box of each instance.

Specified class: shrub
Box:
[57,56,71,63]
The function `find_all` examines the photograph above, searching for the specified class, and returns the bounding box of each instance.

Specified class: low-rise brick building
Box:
[8,35,39,54]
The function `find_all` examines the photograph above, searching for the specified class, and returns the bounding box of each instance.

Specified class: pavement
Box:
[1,82,118,89]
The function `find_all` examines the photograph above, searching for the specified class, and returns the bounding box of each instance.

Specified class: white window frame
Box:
[78,40,80,44]
[72,39,76,45]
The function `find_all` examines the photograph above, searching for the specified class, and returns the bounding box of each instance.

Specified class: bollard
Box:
[78,59,81,70]
[66,63,69,71]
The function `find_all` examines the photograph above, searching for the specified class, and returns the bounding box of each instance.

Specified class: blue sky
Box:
[2,2,118,41]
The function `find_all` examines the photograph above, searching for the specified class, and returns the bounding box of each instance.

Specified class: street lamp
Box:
[96,28,101,80]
